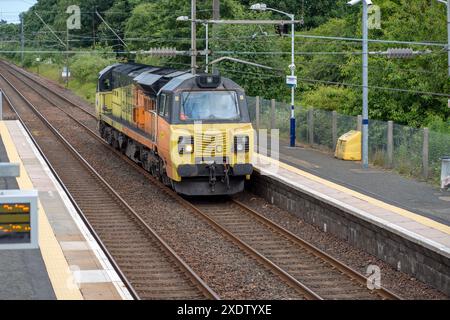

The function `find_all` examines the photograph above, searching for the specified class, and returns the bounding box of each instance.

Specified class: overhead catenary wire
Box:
[217,67,450,98]
[2,8,448,101]
[215,50,445,56]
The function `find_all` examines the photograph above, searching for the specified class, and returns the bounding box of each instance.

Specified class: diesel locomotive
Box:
[96,63,254,196]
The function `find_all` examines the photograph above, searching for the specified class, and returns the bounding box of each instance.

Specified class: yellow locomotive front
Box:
[168,76,254,195]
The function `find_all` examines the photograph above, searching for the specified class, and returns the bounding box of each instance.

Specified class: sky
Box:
[0,0,37,23]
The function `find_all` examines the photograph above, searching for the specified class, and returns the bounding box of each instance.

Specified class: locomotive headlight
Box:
[178,136,194,154]
[216,145,223,153]
[185,144,193,153]
[234,135,249,153]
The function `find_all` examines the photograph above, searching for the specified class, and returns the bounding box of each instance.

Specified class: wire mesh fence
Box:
[392,124,424,178]
[247,95,450,183]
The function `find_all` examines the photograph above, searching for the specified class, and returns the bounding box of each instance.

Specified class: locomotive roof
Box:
[99,63,243,94]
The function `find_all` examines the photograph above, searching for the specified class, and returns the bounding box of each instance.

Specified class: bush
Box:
[70,54,115,84]
[302,86,359,114]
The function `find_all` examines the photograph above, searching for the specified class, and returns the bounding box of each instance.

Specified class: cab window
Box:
[158,93,171,119]
[158,94,167,117]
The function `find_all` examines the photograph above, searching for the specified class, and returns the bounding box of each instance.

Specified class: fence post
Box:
[270,99,276,131]
[423,127,429,180]
[357,115,362,131]
[332,111,337,150]
[387,121,393,168]
[308,108,314,145]
[255,96,260,132]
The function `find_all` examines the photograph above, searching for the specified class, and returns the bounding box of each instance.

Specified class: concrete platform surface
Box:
[1,136,55,300]
[263,140,450,226]
[0,250,55,300]
[252,148,450,294]
[0,120,133,300]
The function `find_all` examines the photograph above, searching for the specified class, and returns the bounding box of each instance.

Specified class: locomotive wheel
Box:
[98,122,106,138]
[158,160,171,186]
[111,135,119,150]
[150,163,158,177]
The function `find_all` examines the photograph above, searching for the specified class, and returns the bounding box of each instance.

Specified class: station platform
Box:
[0,120,132,300]
[267,141,450,226]
[252,145,450,295]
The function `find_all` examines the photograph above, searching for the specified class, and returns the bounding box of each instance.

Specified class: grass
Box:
[28,63,97,104]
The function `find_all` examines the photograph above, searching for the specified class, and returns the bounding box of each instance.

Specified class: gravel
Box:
[1,64,302,300]
[5,62,448,300]
[234,192,449,300]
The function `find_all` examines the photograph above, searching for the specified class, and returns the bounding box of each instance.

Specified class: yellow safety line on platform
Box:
[0,121,83,300]
[256,153,450,235]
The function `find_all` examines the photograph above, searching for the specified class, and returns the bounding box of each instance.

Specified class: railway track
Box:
[0,64,218,300]
[191,198,400,300]
[0,61,401,300]
[0,88,17,120]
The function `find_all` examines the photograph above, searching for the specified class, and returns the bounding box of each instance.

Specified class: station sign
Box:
[62,66,71,79]
[0,190,38,250]
[286,75,297,88]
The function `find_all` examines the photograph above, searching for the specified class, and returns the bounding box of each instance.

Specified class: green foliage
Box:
[338,0,450,128]
[239,0,347,28]
[302,86,358,113]
[0,0,448,133]
[70,54,116,84]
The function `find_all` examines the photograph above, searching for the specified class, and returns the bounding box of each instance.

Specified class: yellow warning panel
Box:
[335,130,361,161]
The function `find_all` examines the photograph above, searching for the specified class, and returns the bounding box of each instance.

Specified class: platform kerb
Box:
[1,120,132,300]
[249,163,450,296]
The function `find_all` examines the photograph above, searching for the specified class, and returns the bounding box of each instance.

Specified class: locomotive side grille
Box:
[194,132,227,160]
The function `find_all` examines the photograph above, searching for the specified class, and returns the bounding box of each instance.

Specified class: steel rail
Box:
[0,69,219,300]
[3,61,402,300]
[231,199,401,300]
[1,63,320,300]
[1,60,97,119]
[0,88,139,300]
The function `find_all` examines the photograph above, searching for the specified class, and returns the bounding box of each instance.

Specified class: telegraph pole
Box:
[447,0,450,76]
[212,0,220,74]
[213,0,220,19]
[191,0,197,74]
[20,15,24,67]
[93,6,97,49]
[66,27,69,88]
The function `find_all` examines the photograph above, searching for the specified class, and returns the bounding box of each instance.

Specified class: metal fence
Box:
[247,96,450,183]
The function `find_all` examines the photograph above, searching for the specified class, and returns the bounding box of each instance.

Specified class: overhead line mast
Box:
[212,0,220,74]
[191,0,197,74]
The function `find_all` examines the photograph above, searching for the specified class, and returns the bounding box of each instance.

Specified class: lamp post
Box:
[250,3,297,147]
[348,0,373,169]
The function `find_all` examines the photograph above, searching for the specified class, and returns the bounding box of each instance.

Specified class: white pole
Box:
[362,1,369,169]
[205,23,209,73]
[289,14,296,147]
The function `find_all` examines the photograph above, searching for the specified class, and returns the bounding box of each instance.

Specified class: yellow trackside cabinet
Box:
[335,130,362,161]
